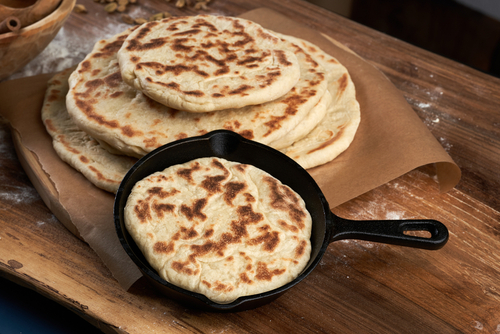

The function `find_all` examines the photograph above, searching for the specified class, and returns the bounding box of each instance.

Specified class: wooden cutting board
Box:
[12,129,82,239]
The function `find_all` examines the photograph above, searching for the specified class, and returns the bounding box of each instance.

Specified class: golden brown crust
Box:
[124,157,312,303]
[117,15,302,112]
[66,25,329,158]
[41,68,137,193]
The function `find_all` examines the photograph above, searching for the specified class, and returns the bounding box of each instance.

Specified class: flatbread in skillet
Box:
[124,157,312,304]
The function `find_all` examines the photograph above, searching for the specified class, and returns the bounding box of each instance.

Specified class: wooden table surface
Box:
[1,0,500,333]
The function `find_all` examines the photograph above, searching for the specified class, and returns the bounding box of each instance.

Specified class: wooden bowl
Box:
[0,0,75,80]
[0,0,62,28]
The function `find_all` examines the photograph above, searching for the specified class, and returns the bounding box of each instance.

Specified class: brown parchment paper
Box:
[0,8,461,290]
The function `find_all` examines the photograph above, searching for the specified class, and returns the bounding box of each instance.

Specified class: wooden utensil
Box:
[0,0,75,79]
[0,0,61,28]
[0,15,20,33]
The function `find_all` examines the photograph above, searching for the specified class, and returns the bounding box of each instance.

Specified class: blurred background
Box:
[305,0,500,77]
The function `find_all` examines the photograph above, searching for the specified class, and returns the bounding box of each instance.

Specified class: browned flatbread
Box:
[117,15,301,113]
[273,33,360,169]
[124,157,312,303]
[41,67,137,193]
[66,26,329,158]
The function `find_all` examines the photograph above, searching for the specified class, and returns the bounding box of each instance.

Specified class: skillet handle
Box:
[329,215,449,250]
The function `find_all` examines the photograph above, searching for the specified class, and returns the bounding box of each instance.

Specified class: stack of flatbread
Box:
[42,14,360,194]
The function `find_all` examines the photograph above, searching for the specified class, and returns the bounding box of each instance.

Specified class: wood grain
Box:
[1,0,500,333]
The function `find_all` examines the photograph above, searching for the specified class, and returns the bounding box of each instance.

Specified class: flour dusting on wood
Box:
[0,185,39,207]
[7,18,130,80]
[0,124,40,207]
[0,121,15,160]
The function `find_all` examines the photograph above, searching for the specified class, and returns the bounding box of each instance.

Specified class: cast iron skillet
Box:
[114,130,448,312]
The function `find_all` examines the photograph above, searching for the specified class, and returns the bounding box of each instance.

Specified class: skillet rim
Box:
[113,130,333,311]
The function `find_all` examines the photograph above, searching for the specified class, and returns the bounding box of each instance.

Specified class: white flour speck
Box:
[385,211,405,220]
[438,137,453,152]
[416,102,432,109]
[473,321,483,330]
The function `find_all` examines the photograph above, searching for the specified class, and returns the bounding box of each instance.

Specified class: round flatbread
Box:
[66,27,328,158]
[275,34,361,169]
[41,67,137,193]
[117,15,301,113]
[124,157,312,304]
